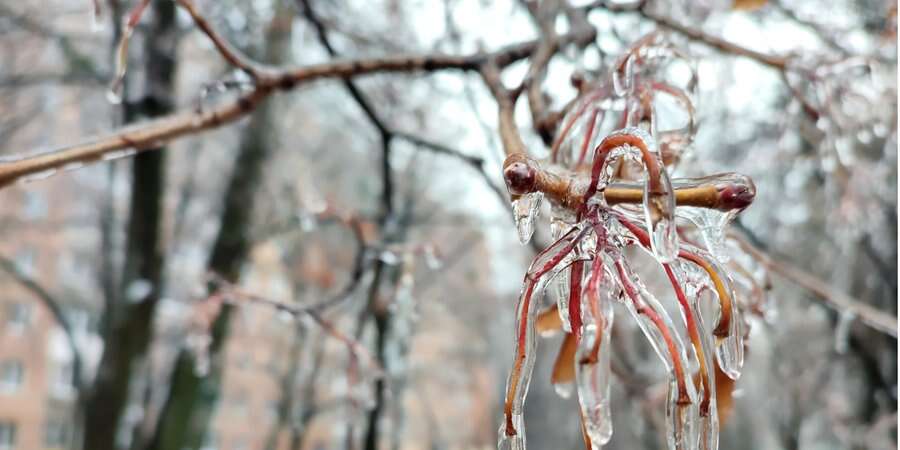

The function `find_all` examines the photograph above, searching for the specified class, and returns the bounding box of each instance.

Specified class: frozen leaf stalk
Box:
[498,33,763,450]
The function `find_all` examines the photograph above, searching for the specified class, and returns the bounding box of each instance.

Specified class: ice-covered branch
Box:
[0,1,597,189]
[0,254,85,394]
[502,152,755,211]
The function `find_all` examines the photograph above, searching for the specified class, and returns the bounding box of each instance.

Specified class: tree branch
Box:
[0,254,85,393]
[638,6,789,70]
[0,4,598,189]
[732,233,898,337]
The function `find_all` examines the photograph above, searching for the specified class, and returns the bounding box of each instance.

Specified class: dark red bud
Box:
[503,160,536,196]
[719,180,756,211]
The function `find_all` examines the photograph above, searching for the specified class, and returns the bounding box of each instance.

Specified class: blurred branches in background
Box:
[0,0,895,449]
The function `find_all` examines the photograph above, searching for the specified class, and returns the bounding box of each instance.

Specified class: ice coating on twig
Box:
[497,414,526,450]
[677,264,720,450]
[550,87,614,168]
[682,243,745,380]
[576,253,615,447]
[705,263,744,381]
[613,32,699,163]
[674,173,757,262]
[614,255,699,449]
[691,285,720,450]
[498,31,759,450]
[665,377,700,450]
[501,225,591,445]
[549,262,573,333]
[587,128,680,263]
[664,259,718,450]
[108,0,151,104]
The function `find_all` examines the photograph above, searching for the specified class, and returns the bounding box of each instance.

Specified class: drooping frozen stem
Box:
[575,250,615,447]
[501,225,591,444]
[680,246,745,380]
[613,255,699,448]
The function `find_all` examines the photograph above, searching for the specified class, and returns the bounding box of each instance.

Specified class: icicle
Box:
[108,0,151,104]
[108,29,130,104]
[715,303,743,381]
[679,208,732,263]
[614,256,699,450]
[549,267,572,333]
[663,257,719,450]
[685,278,719,450]
[677,242,745,381]
[575,259,615,447]
[612,54,636,97]
[512,192,543,245]
[673,173,756,262]
[553,380,574,399]
[665,377,700,450]
[548,214,575,332]
[388,253,418,360]
[500,226,590,449]
[834,310,856,354]
[547,205,575,333]
[708,264,744,381]
[644,165,679,263]
[497,414,526,450]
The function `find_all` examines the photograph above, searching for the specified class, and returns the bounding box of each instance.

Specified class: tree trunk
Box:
[145,5,293,449]
[82,2,176,450]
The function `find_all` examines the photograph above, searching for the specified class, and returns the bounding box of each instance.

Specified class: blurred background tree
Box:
[0,1,895,450]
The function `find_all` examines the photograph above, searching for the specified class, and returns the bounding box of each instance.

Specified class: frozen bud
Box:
[717,177,756,211]
[503,155,539,196]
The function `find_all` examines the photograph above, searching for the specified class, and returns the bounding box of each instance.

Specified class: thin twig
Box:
[638,7,789,70]
[0,254,85,392]
[732,233,898,337]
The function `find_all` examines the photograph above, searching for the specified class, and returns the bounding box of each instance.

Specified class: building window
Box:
[50,361,74,398]
[22,191,47,220]
[0,360,24,394]
[6,303,31,334]
[14,249,35,277]
[44,420,69,448]
[0,421,15,450]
